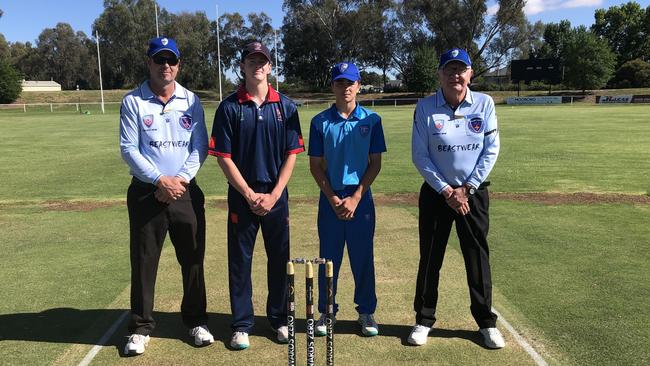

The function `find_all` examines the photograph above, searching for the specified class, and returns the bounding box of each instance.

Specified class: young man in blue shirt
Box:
[119,36,213,356]
[409,48,505,349]
[209,41,305,350]
[308,62,387,337]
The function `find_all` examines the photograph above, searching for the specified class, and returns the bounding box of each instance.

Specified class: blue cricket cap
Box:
[438,48,471,69]
[147,37,180,58]
[331,62,360,82]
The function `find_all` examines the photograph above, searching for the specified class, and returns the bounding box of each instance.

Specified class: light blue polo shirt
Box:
[308,104,387,191]
[412,88,500,192]
[120,81,208,184]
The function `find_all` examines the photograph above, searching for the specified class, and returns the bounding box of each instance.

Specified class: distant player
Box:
[409,48,504,349]
[308,61,386,337]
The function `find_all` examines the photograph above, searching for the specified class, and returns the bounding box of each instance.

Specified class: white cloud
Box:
[487,4,500,16]
[524,0,604,15]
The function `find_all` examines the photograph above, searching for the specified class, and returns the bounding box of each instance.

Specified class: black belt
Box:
[451,181,490,189]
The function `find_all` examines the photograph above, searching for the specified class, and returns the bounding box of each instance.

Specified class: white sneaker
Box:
[189,325,214,347]
[357,313,379,336]
[315,313,336,337]
[124,334,149,356]
[407,324,431,346]
[479,327,505,349]
[230,331,249,350]
[274,325,289,343]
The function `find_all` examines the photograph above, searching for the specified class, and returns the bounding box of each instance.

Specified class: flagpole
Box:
[95,30,105,114]
[154,2,160,37]
[216,4,223,102]
[274,28,279,92]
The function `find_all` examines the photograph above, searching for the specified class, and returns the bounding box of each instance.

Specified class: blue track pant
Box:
[317,187,377,315]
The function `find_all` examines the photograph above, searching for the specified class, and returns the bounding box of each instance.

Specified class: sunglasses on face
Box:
[152,55,179,66]
[443,64,470,76]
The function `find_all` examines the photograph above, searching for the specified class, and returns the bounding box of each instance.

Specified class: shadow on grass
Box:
[0,308,484,356]
[325,319,483,347]
[0,308,280,356]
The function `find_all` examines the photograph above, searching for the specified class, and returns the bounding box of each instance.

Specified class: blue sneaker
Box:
[358,313,379,336]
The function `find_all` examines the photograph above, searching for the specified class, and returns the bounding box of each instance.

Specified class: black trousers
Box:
[414,182,497,329]
[127,178,208,335]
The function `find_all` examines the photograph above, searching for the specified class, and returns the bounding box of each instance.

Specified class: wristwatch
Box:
[466,184,476,195]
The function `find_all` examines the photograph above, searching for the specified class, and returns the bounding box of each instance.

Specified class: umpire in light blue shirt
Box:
[407,48,505,349]
[119,36,213,356]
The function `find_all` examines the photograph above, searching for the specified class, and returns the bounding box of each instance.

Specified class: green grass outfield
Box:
[0,104,648,365]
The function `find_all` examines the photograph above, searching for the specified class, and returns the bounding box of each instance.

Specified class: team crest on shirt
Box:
[468,117,484,133]
[434,119,445,131]
[274,106,283,122]
[143,114,154,127]
[179,114,192,130]
[359,124,370,136]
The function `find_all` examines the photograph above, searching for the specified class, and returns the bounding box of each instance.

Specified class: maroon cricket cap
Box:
[241,41,271,63]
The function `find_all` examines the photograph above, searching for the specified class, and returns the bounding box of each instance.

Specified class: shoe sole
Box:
[361,330,379,337]
[124,350,144,357]
[194,339,214,347]
[231,343,249,350]
[407,338,427,346]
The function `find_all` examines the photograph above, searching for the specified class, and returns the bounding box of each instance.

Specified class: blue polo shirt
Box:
[412,88,500,193]
[308,104,387,191]
[209,85,305,184]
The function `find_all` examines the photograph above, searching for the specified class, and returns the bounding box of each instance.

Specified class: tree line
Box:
[1,0,650,103]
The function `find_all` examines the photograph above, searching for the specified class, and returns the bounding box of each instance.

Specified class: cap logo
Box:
[340,63,348,72]
[451,50,459,57]
[161,38,168,46]
[253,42,262,50]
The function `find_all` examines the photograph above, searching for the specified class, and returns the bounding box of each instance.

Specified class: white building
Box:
[21,80,62,92]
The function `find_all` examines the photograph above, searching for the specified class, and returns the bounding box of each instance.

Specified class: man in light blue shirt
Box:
[119,36,213,356]
[308,61,386,337]
[408,48,505,349]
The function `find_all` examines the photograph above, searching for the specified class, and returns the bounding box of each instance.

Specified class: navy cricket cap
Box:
[438,48,471,69]
[147,37,180,58]
[331,62,360,82]
[241,41,272,62]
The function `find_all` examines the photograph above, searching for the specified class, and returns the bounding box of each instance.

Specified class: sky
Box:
[1,0,649,44]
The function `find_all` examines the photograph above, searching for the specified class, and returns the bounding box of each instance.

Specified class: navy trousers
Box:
[227,184,290,332]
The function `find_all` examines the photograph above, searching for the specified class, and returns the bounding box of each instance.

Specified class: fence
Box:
[1,95,645,114]
[0,99,424,113]
[0,101,121,114]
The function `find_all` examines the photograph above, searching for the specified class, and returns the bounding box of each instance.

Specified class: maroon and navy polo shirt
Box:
[209,85,305,184]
